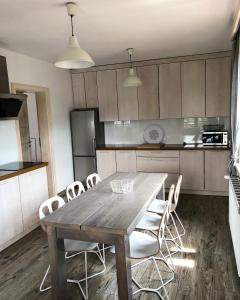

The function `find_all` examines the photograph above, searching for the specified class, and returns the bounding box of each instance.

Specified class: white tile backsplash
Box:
[104,117,229,145]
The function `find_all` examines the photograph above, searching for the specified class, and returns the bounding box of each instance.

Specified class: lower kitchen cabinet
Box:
[205,151,229,192]
[0,166,49,251]
[180,151,204,190]
[0,177,23,246]
[96,150,116,180]
[19,167,48,230]
[116,151,137,172]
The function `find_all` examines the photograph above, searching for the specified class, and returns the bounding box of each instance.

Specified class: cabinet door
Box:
[205,151,229,192]
[19,167,49,230]
[117,68,138,120]
[137,65,159,120]
[84,72,98,108]
[206,57,231,117]
[181,60,205,117]
[97,70,118,121]
[159,63,181,119]
[96,150,116,180]
[180,151,204,190]
[72,73,86,108]
[0,177,23,246]
[116,151,137,172]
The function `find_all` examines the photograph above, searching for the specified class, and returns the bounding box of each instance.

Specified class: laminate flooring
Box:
[0,194,240,300]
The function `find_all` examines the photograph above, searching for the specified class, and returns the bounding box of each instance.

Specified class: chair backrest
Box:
[39,196,65,220]
[86,173,101,189]
[171,175,182,212]
[66,181,85,202]
[158,184,175,246]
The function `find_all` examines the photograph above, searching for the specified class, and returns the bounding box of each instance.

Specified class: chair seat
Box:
[148,199,167,214]
[110,231,159,259]
[65,239,98,252]
[136,212,162,231]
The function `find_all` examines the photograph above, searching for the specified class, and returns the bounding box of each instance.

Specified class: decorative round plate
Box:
[143,125,164,144]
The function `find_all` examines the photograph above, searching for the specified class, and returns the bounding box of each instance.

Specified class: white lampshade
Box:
[123,68,142,87]
[55,36,95,69]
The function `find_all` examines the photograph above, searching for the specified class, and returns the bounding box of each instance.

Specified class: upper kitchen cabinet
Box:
[137,65,159,120]
[206,57,231,117]
[181,60,206,118]
[84,72,98,108]
[97,69,119,121]
[117,68,138,120]
[72,73,86,108]
[159,62,181,119]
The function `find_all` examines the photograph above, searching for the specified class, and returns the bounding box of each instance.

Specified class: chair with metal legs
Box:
[111,186,175,299]
[39,196,106,299]
[147,175,185,251]
[86,173,101,189]
[66,180,85,202]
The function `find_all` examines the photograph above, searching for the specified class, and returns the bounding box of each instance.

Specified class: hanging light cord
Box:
[129,53,133,68]
[70,14,74,36]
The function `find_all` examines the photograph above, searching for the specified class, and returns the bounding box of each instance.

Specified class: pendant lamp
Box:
[123,48,142,87]
[55,2,95,69]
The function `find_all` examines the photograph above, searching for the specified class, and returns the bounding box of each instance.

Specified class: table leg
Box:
[47,226,67,300]
[115,235,133,300]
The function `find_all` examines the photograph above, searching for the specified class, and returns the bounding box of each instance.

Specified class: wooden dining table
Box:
[41,172,168,300]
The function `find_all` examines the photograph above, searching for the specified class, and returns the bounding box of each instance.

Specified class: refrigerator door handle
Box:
[92,138,96,154]
[93,157,97,171]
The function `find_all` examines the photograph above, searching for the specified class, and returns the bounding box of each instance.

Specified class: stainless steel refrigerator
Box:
[70,109,105,184]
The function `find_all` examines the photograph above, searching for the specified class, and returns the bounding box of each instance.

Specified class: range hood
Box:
[0,56,27,120]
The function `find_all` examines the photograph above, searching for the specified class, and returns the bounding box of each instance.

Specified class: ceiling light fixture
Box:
[123,48,142,88]
[54,2,95,69]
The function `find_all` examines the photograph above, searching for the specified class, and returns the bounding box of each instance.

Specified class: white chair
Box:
[148,175,185,250]
[111,186,175,299]
[39,196,106,299]
[86,173,101,189]
[66,180,85,202]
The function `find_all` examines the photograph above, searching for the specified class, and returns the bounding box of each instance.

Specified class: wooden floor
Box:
[0,194,240,300]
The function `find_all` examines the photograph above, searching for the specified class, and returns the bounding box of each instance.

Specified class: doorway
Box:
[11,83,55,196]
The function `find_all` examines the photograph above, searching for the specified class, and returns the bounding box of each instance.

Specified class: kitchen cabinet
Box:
[159,63,181,119]
[181,60,205,117]
[19,167,48,230]
[117,68,138,120]
[206,57,231,117]
[97,70,119,121]
[84,72,98,108]
[137,65,159,120]
[136,150,179,188]
[96,150,116,180]
[180,151,204,190]
[72,73,86,108]
[116,150,137,172]
[205,151,229,192]
[0,177,23,246]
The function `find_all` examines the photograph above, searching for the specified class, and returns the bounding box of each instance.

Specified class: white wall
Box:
[0,120,19,165]
[0,47,74,193]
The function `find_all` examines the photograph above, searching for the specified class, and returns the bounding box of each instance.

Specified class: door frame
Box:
[11,83,55,196]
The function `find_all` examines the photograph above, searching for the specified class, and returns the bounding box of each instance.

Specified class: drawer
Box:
[136,150,179,158]
[137,157,179,173]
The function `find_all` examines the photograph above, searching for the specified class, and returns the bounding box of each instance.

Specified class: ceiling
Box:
[0,0,238,66]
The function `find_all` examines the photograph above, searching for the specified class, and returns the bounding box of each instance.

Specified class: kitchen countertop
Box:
[96,144,230,151]
[0,161,48,181]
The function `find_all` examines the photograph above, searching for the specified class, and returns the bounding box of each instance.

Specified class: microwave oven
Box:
[202,131,228,146]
